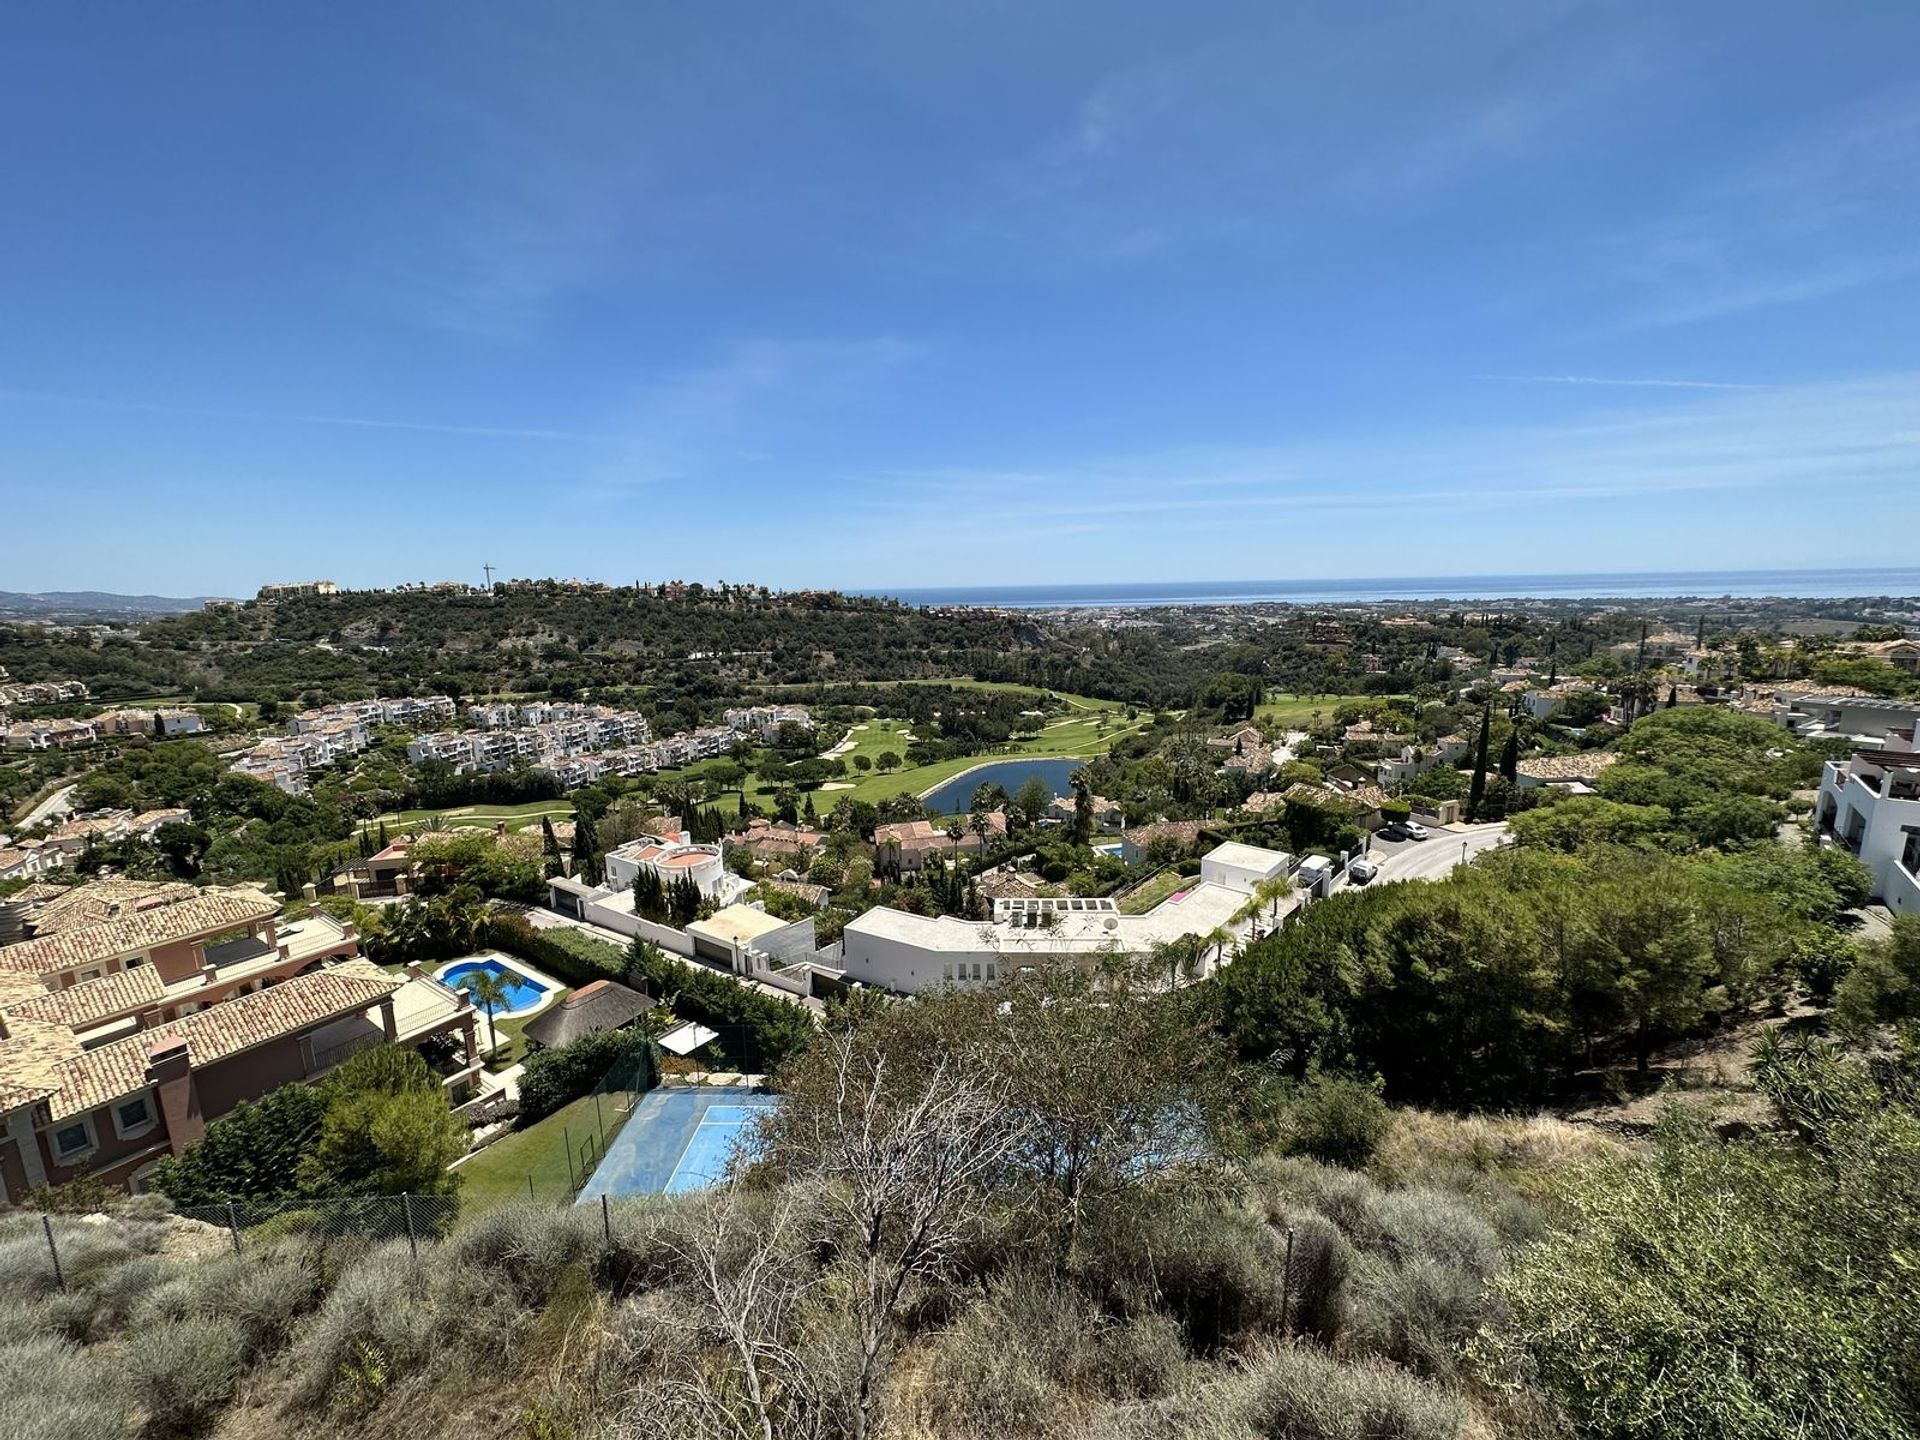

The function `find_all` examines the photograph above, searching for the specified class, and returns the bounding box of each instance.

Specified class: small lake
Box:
[921,756,1087,814]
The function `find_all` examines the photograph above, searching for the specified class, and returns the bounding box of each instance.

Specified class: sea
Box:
[863,568,1920,611]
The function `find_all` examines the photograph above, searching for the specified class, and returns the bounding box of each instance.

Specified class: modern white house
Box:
[837,841,1296,995]
[1774,695,1920,750]
[1815,723,1920,916]
[1198,841,1293,895]
[603,834,736,900]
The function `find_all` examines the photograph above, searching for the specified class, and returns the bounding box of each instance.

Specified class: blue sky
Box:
[2,3,1916,596]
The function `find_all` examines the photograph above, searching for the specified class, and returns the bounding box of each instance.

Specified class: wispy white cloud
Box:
[0,387,637,443]
[1599,89,1920,330]
[829,372,1920,552]
[1483,374,1769,391]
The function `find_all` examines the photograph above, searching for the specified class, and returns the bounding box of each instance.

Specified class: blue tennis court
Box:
[575,1086,775,1202]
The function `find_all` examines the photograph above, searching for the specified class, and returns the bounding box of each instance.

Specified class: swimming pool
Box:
[576,1087,777,1201]
[433,954,556,1019]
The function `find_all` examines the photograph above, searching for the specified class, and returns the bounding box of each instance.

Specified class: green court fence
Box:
[561,1039,659,1199]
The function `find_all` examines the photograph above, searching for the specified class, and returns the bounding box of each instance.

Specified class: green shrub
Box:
[1281,1075,1391,1168]
[122,1315,249,1437]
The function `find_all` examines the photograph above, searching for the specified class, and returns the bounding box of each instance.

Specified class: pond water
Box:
[921,756,1087,814]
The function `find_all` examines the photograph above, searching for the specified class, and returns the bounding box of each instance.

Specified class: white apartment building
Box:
[1815,723,1920,916]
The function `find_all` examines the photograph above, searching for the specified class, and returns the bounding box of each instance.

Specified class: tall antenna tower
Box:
[482,563,495,592]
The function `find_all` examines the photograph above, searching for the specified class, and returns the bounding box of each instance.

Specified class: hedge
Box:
[486,913,624,988]
[518,1028,658,1125]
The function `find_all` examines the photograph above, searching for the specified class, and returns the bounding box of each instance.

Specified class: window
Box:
[113,1096,155,1138]
[972,962,983,980]
[942,963,953,982]
[986,962,997,981]
[77,967,104,982]
[52,1120,93,1161]
[1902,829,1920,878]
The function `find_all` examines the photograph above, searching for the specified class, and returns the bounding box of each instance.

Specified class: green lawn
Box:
[453,1094,604,1218]
[357,799,577,838]
[1117,868,1189,914]
[1254,693,1345,732]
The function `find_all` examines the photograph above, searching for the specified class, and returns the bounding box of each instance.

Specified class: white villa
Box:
[838,840,1297,994]
[1815,721,1920,917]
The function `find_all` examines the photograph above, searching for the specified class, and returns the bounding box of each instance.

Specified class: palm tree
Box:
[465,968,512,1058]
[1233,875,1297,933]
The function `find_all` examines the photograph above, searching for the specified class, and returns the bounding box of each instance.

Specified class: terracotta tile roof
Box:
[0,887,278,978]
[1517,752,1619,782]
[2,965,166,1030]
[40,966,401,1121]
[0,1017,81,1115]
[1121,820,1206,849]
[21,879,199,936]
[1281,783,1376,815]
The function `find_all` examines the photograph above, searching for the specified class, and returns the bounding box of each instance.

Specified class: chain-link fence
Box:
[170,1193,460,1255]
[561,1039,657,1199]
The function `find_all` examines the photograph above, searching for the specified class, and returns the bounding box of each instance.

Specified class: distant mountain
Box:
[0,590,230,621]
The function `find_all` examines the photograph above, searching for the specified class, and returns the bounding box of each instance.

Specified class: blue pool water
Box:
[436,957,553,1018]
[922,756,1085,814]
[576,1087,777,1201]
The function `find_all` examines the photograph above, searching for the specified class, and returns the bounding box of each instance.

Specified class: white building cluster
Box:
[406,707,656,779]
[231,696,456,794]
[0,680,90,708]
[723,705,813,742]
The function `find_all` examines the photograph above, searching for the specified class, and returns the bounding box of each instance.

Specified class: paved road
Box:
[1355,822,1510,888]
[19,783,77,829]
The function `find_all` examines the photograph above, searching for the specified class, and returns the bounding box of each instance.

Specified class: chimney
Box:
[147,1036,203,1153]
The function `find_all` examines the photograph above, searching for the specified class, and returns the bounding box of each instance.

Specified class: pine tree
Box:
[1468,704,1492,822]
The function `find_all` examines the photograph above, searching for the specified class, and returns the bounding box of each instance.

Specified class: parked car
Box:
[1348,856,1379,884]
[1400,821,1430,841]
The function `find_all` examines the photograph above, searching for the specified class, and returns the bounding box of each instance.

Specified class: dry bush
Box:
[121,1315,249,1437]
[1084,1342,1465,1440]
[1241,1343,1464,1440]
[594,1198,695,1296]
[454,1201,602,1308]
[136,1246,323,1360]
[1371,1111,1618,1190]
[286,1243,505,1412]
[1078,1190,1288,1351]
[0,1333,129,1440]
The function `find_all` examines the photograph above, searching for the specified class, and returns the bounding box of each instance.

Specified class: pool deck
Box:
[575,1084,775,1203]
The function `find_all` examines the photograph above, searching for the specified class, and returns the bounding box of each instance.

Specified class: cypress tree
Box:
[573,808,601,885]
[1498,725,1518,784]
[540,816,564,878]
[1468,704,1491,822]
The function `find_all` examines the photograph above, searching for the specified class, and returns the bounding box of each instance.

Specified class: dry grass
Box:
[1370,1110,1622,1190]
